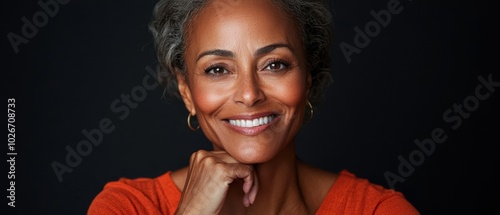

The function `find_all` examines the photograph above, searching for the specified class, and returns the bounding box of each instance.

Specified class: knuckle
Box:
[190,150,209,163]
[197,149,208,155]
[200,155,217,166]
[240,165,253,174]
[213,162,225,171]
[189,152,196,161]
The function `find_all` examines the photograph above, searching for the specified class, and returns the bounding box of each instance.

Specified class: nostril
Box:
[233,77,264,106]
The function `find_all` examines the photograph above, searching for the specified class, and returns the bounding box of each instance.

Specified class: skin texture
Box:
[172,0,337,214]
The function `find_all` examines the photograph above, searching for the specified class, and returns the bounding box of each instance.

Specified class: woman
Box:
[89,0,420,214]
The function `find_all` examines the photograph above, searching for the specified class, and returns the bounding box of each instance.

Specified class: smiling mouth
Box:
[227,115,276,128]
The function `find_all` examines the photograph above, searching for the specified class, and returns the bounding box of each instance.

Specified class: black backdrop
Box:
[3,0,498,214]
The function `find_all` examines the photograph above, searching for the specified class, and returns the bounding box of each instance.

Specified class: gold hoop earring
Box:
[187,113,200,131]
[306,101,314,121]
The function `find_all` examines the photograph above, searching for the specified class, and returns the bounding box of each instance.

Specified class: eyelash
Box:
[204,64,228,76]
[263,59,291,72]
[203,58,291,76]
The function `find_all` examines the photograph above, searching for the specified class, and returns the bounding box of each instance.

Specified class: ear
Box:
[176,69,196,115]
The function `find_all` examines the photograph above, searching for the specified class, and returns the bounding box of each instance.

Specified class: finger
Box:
[211,151,241,164]
[234,165,256,207]
[224,163,254,180]
[248,170,259,205]
[243,194,250,207]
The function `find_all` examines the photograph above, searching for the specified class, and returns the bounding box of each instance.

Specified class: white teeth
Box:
[252,119,259,126]
[229,115,275,128]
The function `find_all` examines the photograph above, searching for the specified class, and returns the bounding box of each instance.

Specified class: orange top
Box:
[88,170,420,215]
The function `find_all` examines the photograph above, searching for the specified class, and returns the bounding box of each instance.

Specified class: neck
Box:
[220,143,310,215]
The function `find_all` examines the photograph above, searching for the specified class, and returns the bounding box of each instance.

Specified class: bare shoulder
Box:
[297,161,338,211]
[170,166,189,191]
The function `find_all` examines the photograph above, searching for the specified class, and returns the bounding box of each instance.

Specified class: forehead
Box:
[185,0,302,56]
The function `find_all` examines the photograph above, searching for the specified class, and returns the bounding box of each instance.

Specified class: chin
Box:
[229,145,278,164]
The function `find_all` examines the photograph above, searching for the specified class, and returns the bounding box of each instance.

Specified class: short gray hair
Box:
[149,0,333,105]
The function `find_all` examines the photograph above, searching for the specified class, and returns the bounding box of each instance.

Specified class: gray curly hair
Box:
[149,0,333,105]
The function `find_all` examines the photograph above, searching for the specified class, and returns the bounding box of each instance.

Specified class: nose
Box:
[233,71,265,107]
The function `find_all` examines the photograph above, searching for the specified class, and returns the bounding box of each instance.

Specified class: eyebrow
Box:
[255,43,293,56]
[196,49,234,62]
[196,43,294,62]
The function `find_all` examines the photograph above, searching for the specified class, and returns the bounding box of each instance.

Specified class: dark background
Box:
[2,0,498,214]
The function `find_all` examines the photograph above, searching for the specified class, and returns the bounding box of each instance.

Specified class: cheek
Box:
[268,74,308,111]
[190,79,228,114]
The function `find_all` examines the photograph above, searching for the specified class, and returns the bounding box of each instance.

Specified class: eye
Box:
[204,65,229,76]
[264,59,290,72]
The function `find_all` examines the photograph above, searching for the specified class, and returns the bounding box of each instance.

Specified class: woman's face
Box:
[178,0,310,164]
